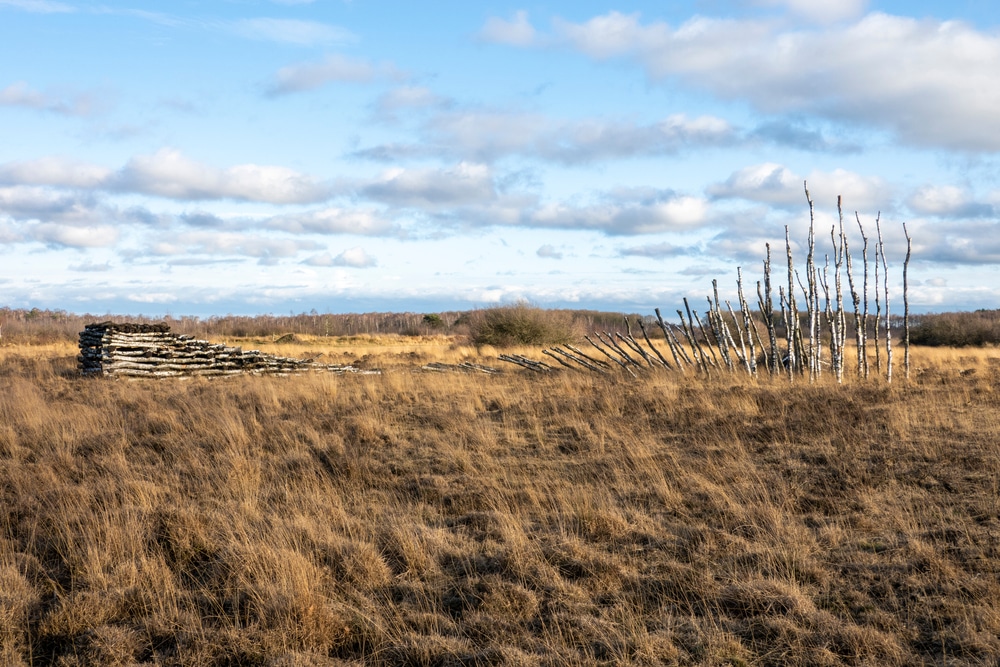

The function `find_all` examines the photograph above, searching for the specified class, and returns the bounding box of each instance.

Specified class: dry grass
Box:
[2,339,1000,665]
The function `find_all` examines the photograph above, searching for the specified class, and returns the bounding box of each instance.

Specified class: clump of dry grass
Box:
[2,342,1000,665]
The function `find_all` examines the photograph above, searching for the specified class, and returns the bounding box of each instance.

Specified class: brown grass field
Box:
[2,337,1000,666]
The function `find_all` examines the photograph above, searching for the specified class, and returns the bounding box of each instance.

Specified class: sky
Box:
[1,0,1000,316]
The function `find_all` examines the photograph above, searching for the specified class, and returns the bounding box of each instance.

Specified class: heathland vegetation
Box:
[1,326,1000,665]
[3,194,999,665]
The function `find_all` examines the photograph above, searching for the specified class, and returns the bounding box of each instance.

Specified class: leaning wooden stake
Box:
[654,308,690,372]
[636,318,672,370]
[903,222,912,380]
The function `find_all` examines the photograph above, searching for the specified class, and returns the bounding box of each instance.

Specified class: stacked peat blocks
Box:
[79,321,369,378]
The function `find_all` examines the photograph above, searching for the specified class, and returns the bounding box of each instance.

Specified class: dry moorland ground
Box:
[1,338,1000,666]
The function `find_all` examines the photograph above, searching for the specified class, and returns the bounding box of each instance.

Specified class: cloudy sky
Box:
[2,0,999,316]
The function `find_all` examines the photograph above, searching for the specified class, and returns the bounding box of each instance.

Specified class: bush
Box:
[909,310,1000,347]
[468,303,579,347]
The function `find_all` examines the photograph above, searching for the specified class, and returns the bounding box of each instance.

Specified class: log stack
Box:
[78,322,373,378]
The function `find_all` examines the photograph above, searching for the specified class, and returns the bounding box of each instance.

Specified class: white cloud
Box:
[708,163,890,211]
[619,242,693,258]
[751,0,868,24]
[525,191,709,235]
[0,185,105,223]
[536,244,563,259]
[356,109,735,164]
[362,163,496,208]
[115,149,331,203]
[266,54,404,95]
[374,86,449,120]
[31,223,119,248]
[520,11,1000,152]
[149,231,323,261]
[478,10,538,47]
[0,151,333,205]
[267,207,396,236]
[332,246,376,268]
[0,0,74,13]
[0,81,97,116]
[0,156,112,188]
[907,185,994,218]
[231,18,355,46]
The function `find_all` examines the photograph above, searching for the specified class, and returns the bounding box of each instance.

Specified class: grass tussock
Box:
[1,341,1000,665]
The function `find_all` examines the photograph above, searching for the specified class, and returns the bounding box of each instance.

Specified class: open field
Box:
[2,338,1000,665]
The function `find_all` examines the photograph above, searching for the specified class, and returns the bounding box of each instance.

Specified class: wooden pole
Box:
[903,222,912,380]
[855,213,871,379]
[876,215,892,383]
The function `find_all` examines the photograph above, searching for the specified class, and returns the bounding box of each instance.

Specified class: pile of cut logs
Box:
[79,322,373,378]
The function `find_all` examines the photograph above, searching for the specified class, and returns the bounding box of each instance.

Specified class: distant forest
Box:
[1,306,998,348]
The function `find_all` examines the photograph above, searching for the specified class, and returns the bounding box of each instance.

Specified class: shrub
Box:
[422,314,445,329]
[909,310,1000,347]
[468,302,579,347]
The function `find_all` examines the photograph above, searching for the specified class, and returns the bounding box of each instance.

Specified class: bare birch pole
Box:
[804,183,819,380]
[726,300,753,376]
[677,307,709,374]
[691,309,721,369]
[844,219,864,378]
[834,201,848,383]
[779,287,792,380]
[636,318,672,370]
[871,213,882,377]
[759,243,779,374]
[737,267,758,376]
[876,216,892,383]
[784,227,798,378]
[855,213,871,378]
[654,308,690,372]
[586,335,636,377]
[903,223,912,380]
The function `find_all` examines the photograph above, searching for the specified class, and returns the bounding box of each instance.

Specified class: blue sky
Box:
[1,0,999,316]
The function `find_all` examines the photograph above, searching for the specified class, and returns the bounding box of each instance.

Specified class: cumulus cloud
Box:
[908,219,1000,264]
[751,0,868,23]
[708,163,891,211]
[478,10,538,46]
[148,231,323,262]
[114,149,331,203]
[523,190,710,235]
[619,242,694,258]
[0,156,112,188]
[362,163,496,209]
[332,246,376,268]
[0,186,106,223]
[0,150,333,205]
[0,81,98,116]
[30,223,119,248]
[231,18,355,46]
[266,54,404,95]
[355,110,736,164]
[69,261,112,272]
[536,244,563,259]
[906,185,994,219]
[503,11,1000,152]
[267,206,397,236]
